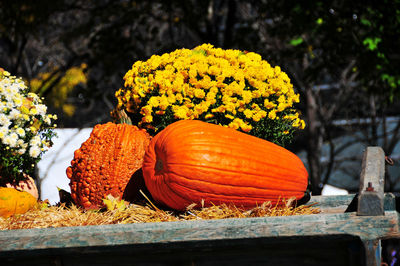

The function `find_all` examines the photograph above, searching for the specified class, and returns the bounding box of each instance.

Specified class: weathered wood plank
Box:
[357,146,385,216]
[308,194,357,213]
[307,193,397,213]
[1,211,399,255]
[2,234,365,266]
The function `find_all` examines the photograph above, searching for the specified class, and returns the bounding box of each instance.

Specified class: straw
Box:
[0,197,320,230]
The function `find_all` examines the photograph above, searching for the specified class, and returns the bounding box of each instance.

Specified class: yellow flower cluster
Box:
[114,44,305,145]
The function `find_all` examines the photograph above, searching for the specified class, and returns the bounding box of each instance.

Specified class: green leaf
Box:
[363,37,381,51]
[290,37,303,46]
[361,18,372,26]
[381,73,391,81]
[192,49,207,56]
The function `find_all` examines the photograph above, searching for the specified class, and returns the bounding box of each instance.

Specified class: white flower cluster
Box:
[0,71,57,159]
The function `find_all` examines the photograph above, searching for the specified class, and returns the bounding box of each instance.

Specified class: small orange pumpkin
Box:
[142,120,308,211]
[67,122,151,209]
[0,187,37,218]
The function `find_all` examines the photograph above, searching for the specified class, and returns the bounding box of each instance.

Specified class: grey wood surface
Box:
[1,208,399,265]
[357,146,386,216]
[1,209,399,254]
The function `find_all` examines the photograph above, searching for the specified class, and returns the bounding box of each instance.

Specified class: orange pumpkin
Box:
[66,122,151,209]
[0,187,37,218]
[142,120,308,211]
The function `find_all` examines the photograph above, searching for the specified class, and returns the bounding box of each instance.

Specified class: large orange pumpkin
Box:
[142,120,308,211]
[66,122,151,209]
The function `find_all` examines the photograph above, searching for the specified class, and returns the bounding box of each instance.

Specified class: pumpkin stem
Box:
[113,109,133,125]
[155,159,163,173]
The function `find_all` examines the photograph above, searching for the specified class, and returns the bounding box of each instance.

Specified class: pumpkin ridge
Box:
[166,171,306,195]
[161,179,194,209]
[169,180,302,200]
[154,122,306,178]
[165,161,307,187]
[150,170,192,209]
[167,181,302,209]
[164,119,289,150]
[161,143,307,181]
[166,145,301,165]
[143,140,185,208]
[144,155,196,209]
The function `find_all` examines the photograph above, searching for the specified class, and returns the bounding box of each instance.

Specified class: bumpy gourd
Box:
[142,120,308,211]
[66,122,151,209]
[0,187,37,218]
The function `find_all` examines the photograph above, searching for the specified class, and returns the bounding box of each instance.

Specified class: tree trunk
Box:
[306,86,322,195]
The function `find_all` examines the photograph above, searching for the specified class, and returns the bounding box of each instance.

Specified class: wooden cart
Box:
[1,147,399,265]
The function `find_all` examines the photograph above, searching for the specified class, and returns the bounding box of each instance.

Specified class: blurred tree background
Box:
[1,0,399,195]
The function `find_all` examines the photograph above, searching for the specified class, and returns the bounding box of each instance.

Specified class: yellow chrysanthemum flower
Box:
[114,44,305,146]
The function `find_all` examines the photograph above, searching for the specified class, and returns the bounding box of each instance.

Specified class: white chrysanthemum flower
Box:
[12,95,23,106]
[0,126,7,139]
[16,139,25,148]
[8,84,20,95]
[0,69,56,173]
[27,93,38,100]
[35,104,47,116]
[6,101,14,109]
[4,90,13,102]
[0,113,11,127]
[3,132,18,147]
[44,116,51,125]
[8,109,20,120]
[17,148,26,155]
[30,135,41,146]
[29,145,41,158]
[15,79,26,90]
[16,127,25,137]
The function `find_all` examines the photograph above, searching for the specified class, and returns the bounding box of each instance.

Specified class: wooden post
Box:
[357,146,386,266]
[362,239,382,266]
[357,146,385,216]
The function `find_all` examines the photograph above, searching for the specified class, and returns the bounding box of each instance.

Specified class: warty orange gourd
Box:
[67,122,151,209]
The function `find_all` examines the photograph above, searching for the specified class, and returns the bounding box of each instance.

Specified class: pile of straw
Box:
[0,198,320,230]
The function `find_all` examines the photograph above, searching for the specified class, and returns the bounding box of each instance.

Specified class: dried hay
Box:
[0,195,320,231]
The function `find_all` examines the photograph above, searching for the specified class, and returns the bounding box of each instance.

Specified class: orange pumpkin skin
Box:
[0,187,37,218]
[142,120,308,211]
[66,122,151,209]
